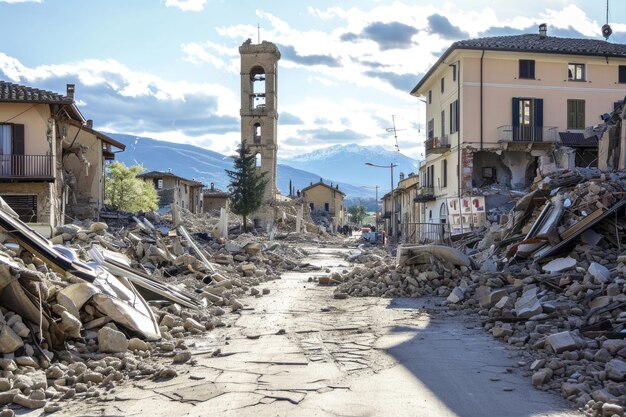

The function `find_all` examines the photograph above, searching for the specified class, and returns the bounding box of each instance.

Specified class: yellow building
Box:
[411,25,626,234]
[0,81,124,228]
[203,182,229,213]
[301,180,345,230]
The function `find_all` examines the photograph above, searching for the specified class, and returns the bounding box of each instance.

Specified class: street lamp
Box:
[365,162,398,243]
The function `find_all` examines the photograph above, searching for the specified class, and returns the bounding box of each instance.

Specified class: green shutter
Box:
[577,100,585,129]
[567,100,575,129]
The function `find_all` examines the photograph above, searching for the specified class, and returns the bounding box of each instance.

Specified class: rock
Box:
[262,288,270,295]
[44,404,62,414]
[15,356,38,368]
[605,359,626,382]
[530,359,546,371]
[0,379,11,391]
[128,338,149,351]
[545,331,580,354]
[602,403,625,417]
[250,287,260,296]
[59,311,82,338]
[589,262,611,283]
[334,292,349,299]
[160,314,176,329]
[0,325,23,353]
[532,368,553,387]
[0,360,16,372]
[542,256,576,273]
[594,348,613,363]
[30,372,47,390]
[515,287,543,319]
[98,327,128,354]
[82,371,104,384]
[479,289,507,308]
[183,318,205,332]
[173,351,192,364]
[89,222,108,233]
[10,321,29,338]
[447,287,465,304]
[12,393,46,409]
[492,327,513,338]
[0,408,14,417]
[230,300,243,312]
[224,242,241,253]
[603,339,626,354]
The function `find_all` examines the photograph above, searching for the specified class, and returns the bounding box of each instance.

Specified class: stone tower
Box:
[239,39,281,205]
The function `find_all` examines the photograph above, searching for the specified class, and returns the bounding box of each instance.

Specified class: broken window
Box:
[0,194,36,222]
[309,202,314,211]
[567,99,585,130]
[512,97,543,141]
[567,63,585,81]
[253,123,261,144]
[154,179,163,190]
[324,202,329,212]
[450,100,459,134]
[619,66,626,84]
[519,60,535,79]
[427,119,434,140]
[250,66,266,110]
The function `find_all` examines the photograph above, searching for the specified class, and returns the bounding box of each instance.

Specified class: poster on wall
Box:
[448,196,486,235]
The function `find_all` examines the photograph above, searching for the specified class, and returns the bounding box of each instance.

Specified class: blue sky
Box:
[1,0,625,160]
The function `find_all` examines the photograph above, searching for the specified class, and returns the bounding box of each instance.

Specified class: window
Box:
[155,179,163,190]
[440,110,445,138]
[255,153,261,167]
[449,100,459,134]
[512,97,543,141]
[619,66,626,84]
[0,194,36,222]
[427,119,434,140]
[309,202,314,211]
[519,60,535,79]
[253,123,261,144]
[442,159,448,188]
[428,90,432,104]
[440,77,445,94]
[567,99,585,130]
[452,64,456,82]
[568,63,585,81]
[324,202,329,212]
[250,66,266,109]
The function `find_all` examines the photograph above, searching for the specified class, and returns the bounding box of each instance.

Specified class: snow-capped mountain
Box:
[279,144,420,187]
[106,134,380,199]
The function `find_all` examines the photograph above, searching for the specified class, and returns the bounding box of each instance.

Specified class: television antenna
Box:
[386,115,405,152]
[602,0,612,40]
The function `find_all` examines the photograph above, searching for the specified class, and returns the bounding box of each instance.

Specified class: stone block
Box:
[515,287,543,319]
[0,325,23,353]
[546,331,579,354]
[98,327,128,354]
[605,358,626,382]
[589,262,610,283]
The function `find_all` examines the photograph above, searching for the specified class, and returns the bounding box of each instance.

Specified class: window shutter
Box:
[12,124,24,155]
[619,66,626,83]
[530,60,535,78]
[534,99,544,141]
[567,100,575,129]
[512,98,520,140]
[577,100,585,129]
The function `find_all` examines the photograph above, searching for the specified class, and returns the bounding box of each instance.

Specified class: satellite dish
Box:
[602,23,612,40]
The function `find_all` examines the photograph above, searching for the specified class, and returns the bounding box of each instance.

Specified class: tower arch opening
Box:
[255,153,262,168]
[250,66,266,109]
[253,122,262,144]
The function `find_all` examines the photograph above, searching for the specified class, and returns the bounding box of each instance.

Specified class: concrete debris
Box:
[0,197,323,413]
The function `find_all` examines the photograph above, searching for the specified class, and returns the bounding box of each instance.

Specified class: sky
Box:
[1,0,625,161]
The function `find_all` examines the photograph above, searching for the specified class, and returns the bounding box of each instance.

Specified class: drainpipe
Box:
[480,50,485,151]
[457,60,463,235]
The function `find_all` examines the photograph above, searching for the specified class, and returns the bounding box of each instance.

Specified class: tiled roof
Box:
[301,181,346,196]
[559,132,598,148]
[411,33,626,95]
[137,170,204,187]
[0,81,73,104]
[454,34,626,57]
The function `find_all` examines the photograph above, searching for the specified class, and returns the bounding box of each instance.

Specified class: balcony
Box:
[414,187,436,202]
[0,155,54,181]
[497,126,558,143]
[425,135,450,156]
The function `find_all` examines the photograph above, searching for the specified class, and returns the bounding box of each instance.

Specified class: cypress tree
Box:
[226,141,269,232]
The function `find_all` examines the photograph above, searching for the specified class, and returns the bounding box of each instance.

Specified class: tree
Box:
[105,162,158,213]
[347,204,367,225]
[226,141,269,231]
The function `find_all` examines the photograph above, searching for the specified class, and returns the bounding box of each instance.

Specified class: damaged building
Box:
[0,81,124,233]
[411,24,626,234]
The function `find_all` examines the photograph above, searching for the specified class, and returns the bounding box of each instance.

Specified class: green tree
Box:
[226,141,268,232]
[347,204,367,225]
[105,162,158,213]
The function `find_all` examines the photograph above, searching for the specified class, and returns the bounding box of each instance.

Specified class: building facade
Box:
[203,182,229,213]
[411,25,626,234]
[301,180,345,230]
[137,170,203,214]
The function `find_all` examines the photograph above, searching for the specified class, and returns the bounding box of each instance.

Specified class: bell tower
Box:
[239,39,280,204]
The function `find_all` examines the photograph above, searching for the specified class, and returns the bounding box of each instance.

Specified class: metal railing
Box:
[425,135,450,154]
[401,222,452,245]
[0,154,54,179]
[497,126,558,142]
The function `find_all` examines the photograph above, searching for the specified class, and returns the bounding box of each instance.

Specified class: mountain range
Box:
[107,133,420,201]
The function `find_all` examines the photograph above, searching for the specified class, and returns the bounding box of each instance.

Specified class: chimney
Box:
[86,119,93,128]
[539,23,547,39]
[210,182,215,191]
[66,84,75,100]
[168,168,172,173]
[320,178,323,183]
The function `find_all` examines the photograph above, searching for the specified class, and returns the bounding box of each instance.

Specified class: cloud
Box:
[0,0,42,3]
[427,14,469,40]
[339,32,358,42]
[361,21,418,50]
[279,112,303,125]
[165,0,206,12]
[479,26,526,37]
[276,44,340,67]
[364,70,421,92]
[0,53,240,142]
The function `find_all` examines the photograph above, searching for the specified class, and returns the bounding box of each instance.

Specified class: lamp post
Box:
[365,162,398,243]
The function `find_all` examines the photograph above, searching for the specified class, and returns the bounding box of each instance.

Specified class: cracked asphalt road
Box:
[57,244,583,417]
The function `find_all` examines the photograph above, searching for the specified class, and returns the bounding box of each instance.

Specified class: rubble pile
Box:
[333,170,626,415]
